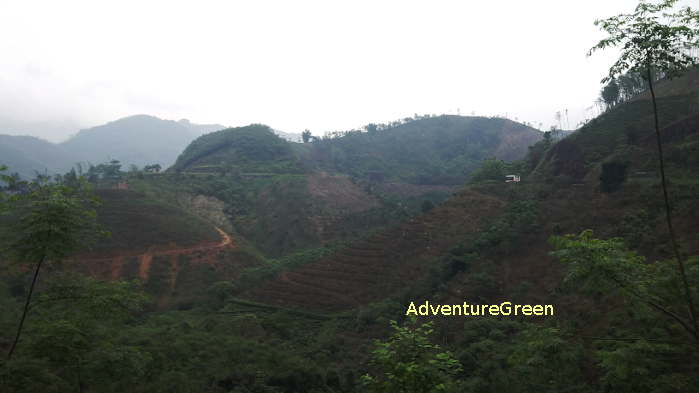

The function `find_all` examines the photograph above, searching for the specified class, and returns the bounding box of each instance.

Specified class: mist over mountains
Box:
[0,115,302,178]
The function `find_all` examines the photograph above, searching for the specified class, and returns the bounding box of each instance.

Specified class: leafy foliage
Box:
[550,231,699,390]
[171,124,303,174]
[590,0,699,82]
[299,116,540,185]
[1,175,105,264]
[599,160,628,192]
[361,318,462,393]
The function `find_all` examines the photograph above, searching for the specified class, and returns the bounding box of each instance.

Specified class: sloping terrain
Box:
[87,189,221,253]
[70,189,264,307]
[243,189,504,311]
[241,71,699,316]
[0,115,226,177]
[61,114,213,169]
[0,134,76,178]
[437,73,699,319]
[170,124,304,174]
[162,117,541,257]
[295,115,542,185]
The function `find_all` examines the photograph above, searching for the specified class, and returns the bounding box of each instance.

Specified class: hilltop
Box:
[3,70,699,393]
[156,117,541,257]
[0,115,227,176]
[234,67,699,313]
[170,124,304,174]
[0,134,75,178]
[61,115,225,169]
[297,115,542,185]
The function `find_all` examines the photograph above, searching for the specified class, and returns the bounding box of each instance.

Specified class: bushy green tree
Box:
[1,175,106,359]
[0,275,150,392]
[550,231,699,342]
[589,0,699,333]
[599,161,628,192]
[550,230,699,390]
[601,79,620,108]
[470,158,508,182]
[361,318,462,393]
[302,129,312,143]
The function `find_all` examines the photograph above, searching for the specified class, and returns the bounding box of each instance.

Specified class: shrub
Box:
[600,161,628,193]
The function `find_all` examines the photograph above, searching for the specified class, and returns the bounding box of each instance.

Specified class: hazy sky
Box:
[2,0,698,142]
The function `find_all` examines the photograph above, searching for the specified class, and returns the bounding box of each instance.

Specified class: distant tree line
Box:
[302,111,539,145]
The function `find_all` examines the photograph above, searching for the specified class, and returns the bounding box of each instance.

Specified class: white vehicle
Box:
[505,174,521,183]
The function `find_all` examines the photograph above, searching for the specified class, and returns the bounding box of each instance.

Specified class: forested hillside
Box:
[3,70,698,390]
[3,1,699,389]
[298,115,541,185]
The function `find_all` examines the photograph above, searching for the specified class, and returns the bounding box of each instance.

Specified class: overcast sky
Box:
[2,0,697,142]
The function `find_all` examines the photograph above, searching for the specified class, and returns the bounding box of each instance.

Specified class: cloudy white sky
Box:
[1,0,697,142]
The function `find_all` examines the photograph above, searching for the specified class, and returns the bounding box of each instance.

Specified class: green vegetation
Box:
[550,231,699,390]
[361,319,462,393]
[3,1,699,391]
[171,124,303,174]
[297,115,541,185]
[90,189,220,252]
[590,0,699,336]
[600,160,628,192]
[1,173,105,360]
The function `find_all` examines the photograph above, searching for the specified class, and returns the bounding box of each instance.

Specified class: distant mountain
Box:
[0,134,75,178]
[0,115,230,178]
[59,115,209,169]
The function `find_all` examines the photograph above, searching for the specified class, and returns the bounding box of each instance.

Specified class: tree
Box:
[143,164,161,173]
[550,231,699,390]
[0,165,9,213]
[589,0,699,336]
[86,160,122,185]
[543,129,553,148]
[550,230,699,341]
[0,274,150,392]
[1,175,106,360]
[599,161,628,192]
[470,158,508,183]
[361,318,462,393]
[301,129,312,143]
[600,79,620,109]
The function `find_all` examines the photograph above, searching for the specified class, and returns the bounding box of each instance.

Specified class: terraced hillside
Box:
[243,189,504,311]
[240,70,699,315]
[160,117,542,257]
[70,189,264,307]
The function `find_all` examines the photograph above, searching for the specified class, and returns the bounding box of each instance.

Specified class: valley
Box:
[2,24,699,393]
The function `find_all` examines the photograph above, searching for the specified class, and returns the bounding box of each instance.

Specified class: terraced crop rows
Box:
[244,190,504,311]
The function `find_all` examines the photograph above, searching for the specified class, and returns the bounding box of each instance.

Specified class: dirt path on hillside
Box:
[135,227,233,281]
[138,253,153,281]
[76,227,235,281]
